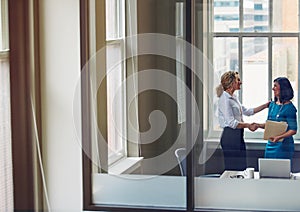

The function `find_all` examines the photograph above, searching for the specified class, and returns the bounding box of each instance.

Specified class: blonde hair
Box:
[216,71,238,97]
[216,84,224,97]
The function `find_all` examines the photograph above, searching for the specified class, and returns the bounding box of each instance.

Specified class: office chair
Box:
[175,147,220,178]
[175,148,187,176]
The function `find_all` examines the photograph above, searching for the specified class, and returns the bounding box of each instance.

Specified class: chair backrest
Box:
[174,148,221,178]
[175,148,187,176]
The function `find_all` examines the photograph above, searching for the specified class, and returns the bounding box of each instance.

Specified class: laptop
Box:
[258,158,291,179]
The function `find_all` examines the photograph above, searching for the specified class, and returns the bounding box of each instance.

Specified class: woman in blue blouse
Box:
[217,71,270,171]
[257,77,297,161]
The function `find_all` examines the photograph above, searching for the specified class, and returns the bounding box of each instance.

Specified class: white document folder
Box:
[263,120,288,141]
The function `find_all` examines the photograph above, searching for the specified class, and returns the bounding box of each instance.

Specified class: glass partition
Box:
[81,0,300,211]
[82,0,190,210]
[195,0,300,211]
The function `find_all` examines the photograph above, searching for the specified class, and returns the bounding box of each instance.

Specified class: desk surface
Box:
[221,170,300,180]
[93,173,300,211]
[93,174,186,208]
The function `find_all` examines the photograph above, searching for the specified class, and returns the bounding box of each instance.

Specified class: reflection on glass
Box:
[242,37,268,126]
[87,0,300,211]
[91,0,187,209]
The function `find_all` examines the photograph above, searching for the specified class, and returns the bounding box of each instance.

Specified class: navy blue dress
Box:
[265,101,297,160]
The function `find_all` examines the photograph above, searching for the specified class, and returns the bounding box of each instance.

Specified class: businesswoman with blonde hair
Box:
[217,71,270,170]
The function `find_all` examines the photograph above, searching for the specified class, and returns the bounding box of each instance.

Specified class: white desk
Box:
[93,174,186,208]
[93,173,300,211]
[221,170,300,180]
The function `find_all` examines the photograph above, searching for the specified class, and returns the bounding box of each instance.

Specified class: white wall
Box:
[39,0,82,211]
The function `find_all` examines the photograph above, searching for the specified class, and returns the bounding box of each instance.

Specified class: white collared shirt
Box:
[218,91,254,129]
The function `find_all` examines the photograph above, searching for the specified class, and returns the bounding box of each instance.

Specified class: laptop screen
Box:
[258,158,291,179]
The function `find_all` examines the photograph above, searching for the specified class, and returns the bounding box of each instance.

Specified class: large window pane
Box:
[106,41,126,164]
[242,37,268,127]
[106,0,124,39]
[198,0,300,209]
[211,1,300,140]
[273,0,299,32]
[272,37,298,118]
[214,0,239,32]
[244,0,269,32]
[213,37,238,131]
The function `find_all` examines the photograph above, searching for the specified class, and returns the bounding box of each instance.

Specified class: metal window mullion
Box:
[0,0,3,49]
[207,0,215,141]
[298,0,300,140]
[269,0,273,32]
[240,0,243,32]
[268,35,272,99]
[119,1,126,150]
[214,32,299,37]
[185,0,194,211]
[297,34,300,140]
[299,0,300,31]
[116,0,120,37]
[121,36,127,156]
[239,34,243,102]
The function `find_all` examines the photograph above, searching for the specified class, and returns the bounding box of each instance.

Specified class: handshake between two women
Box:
[247,123,264,132]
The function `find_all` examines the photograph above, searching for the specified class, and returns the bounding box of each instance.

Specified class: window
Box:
[210,0,300,139]
[176,1,186,124]
[82,0,300,211]
[254,15,267,21]
[0,0,13,211]
[254,4,263,10]
[8,0,42,210]
[82,0,190,210]
[105,0,127,165]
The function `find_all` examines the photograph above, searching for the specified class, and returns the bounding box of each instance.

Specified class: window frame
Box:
[8,0,43,211]
[81,0,196,211]
[105,0,127,164]
[207,0,300,140]
[106,38,128,165]
[81,0,300,211]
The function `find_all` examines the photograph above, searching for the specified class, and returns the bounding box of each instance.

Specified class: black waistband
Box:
[224,127,244,133]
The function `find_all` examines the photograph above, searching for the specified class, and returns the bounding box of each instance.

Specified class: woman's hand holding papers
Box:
[269,135,281,142]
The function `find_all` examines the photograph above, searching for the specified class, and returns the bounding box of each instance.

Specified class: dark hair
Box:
[274,77,294,103]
